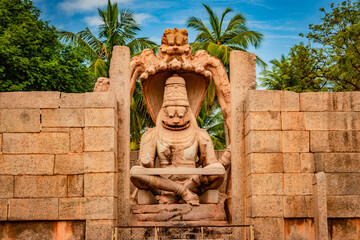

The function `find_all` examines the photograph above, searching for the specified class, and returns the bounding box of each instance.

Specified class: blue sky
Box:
[33,0,342,79]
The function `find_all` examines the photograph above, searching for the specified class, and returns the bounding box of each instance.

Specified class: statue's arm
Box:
[198,129,222,168]
[138,128,157,168]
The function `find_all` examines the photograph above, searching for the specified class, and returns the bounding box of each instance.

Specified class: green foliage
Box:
[0,0,93,92]
[261,0,360,92]
[187,3,265,68]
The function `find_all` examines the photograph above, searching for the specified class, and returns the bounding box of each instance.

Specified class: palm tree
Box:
[187,3,265,68]
[259,56,293,90]
[59,0,156,79]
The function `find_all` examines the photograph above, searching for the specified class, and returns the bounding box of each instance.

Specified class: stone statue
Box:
[130,73,228,206]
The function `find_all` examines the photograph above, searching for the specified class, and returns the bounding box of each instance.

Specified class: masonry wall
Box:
[245,90,360,240]
[0,91,118,239]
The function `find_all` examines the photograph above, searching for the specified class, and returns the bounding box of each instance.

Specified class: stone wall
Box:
[245,90,360,240]
[0,91,118,239]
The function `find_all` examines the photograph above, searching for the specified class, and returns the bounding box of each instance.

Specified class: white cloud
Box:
[248,20,298,31]
[84,16,102,27]
[134,13,158,24]
[150,36,161,44]
[59,0,132,13]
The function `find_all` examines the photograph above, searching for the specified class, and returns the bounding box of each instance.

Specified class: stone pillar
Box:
[313,172,329,240]
[109,46,131,226]
[230,51,256,237]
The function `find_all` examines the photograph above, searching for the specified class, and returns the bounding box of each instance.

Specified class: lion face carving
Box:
[159,28,191,62]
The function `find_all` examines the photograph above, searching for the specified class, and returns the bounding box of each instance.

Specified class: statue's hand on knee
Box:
[141,155,154,168]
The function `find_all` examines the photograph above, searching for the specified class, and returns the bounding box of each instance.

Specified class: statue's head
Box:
[160,74,192,131]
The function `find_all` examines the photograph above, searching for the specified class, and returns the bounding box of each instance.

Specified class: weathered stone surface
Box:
[84,128,116,152]
[284,219,315,240]
[248,196,283,217]
[0,92,60,109]
[8,198,58,220]
[86,197,116,219]
[199,189,219,204]
[14,175,66,197]
[326,173,360,195]
[282,112,305,130]
[300,153,315,172]
[0,176,13,198]
[315,153,360,172]
[55,154,83,174]
[245,131,282,153]
[60,93,85,108]
[282,131,309,153]
[0,155,54,175]
[281,91,299,111]
[41,127,69,132]
[0,199,7,220]
[284,196,311,218]
[70,127,84,153]
[246,90,281,115]
[137,190,157,204]
[84,152,116,173]
[310,131,360,152]
[330,219,360,240]
[86,220,114,240]
[284,173,313,195]
[84,173,116,197]
[245,112,281,134]
[85,92,117,108]
[250,217,284,240]
[68,175,84,197]
[313,172,328,240]
[327,196,360,218]
[0,109,40,132]
[305,112,360,130]
[331,92,360,112]
[41,109,84,127]
[246,153,283,175]
[0,133,2,152]
[3,132,69,154]
[247,174,283,196]
[283,153,301,173]
[300,92,332,112]
[59,198,86,220]
[85,108,116,127]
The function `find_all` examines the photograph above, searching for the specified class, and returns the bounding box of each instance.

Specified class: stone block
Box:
[60,93,85,108]
[330,219,360,240]
[0,176,13,198]
[84,173,116,197]
[284,173,313,195]
[282,131,309,153]
[41,127,69,132]
[0,133,2,152]
[284,219,315,240]
[315,153,360,173]
[84,128,116,152]
[283,153,301,173]
[305,112,360,131]
[41,109,84,127]
[250,217,284,240]
[248,196,283,217]
[352,92,360,111]
[245,112,281,135]
[0,154,54,175]
[0,109,40,132]
[0,199,7,220]
[84,152,116,173]
[332,92,360,111]
[284,196,310,218]
[246,153,283,175]
[85,108,117,127]
[326,173,360,195]
[300,92,332,111]
[86,197,116,219]
[247,174,283,196]
[8,198,58,220]
[300,153,315,172]
[282,112,305,130]
[85,92,116,108]
[310,131,360,152]
[86,220,115,240]
[3,132,69,154]
[14,175,67,198]
[281,91,299,111]
[246,90,281,115]
[70,127,84,153]
[245,131,282,154]
[68,175,84,197]
[327,196,360,218]
[59,198,86,220]
[55,154,84,174]
[0,91,60,109]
